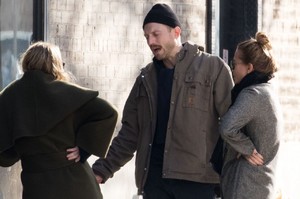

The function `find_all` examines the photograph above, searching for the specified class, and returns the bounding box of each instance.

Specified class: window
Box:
[0,1,44,197]
[0,0,44,89]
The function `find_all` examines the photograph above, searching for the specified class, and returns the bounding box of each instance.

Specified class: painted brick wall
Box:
[47,0,206,118]
[260,0,300,142]
[260,1,300,198]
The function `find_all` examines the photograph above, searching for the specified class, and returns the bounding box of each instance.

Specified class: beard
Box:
[151,41,176,61]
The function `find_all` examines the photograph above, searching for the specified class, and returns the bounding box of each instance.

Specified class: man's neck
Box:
[163,45,182,69]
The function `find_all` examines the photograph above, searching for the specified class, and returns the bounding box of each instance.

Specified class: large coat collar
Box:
[0,70,98,152]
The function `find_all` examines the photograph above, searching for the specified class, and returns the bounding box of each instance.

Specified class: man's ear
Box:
[174,26,181,38]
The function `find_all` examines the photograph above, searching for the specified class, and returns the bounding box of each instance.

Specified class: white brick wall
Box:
[261,0,300,141]
[48,0,206,117]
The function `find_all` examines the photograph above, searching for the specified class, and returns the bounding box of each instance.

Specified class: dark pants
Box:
[144,166,217,199]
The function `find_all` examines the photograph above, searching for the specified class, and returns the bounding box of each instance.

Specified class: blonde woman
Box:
[0,41,117,199]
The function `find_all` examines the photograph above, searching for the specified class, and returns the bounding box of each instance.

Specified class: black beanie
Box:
[143,3,181,29]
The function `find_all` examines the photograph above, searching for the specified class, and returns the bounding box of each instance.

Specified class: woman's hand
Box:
[66,146,80,162]
[244,149,264,166]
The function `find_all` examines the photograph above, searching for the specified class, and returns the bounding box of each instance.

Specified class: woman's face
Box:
[232,49,252,84]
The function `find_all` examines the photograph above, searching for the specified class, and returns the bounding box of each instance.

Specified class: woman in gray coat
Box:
[219,32,282,199]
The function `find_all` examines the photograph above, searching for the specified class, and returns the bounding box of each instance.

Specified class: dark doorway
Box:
[219,0,258,64]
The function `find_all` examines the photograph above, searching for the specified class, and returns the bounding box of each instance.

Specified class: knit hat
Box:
[143,3,181,29]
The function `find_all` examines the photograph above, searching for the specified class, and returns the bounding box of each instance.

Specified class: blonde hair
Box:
[237,32,278,75]
[20,41,70,81]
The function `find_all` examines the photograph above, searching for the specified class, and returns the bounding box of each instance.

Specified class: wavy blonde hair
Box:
[20,41,70,81]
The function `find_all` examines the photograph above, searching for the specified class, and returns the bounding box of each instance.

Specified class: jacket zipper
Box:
[139,70,155,194]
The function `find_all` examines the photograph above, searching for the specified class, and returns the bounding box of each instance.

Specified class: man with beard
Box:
[93,3,234,199]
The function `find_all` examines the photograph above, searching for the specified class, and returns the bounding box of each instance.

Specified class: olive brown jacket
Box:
[93,42,234,194]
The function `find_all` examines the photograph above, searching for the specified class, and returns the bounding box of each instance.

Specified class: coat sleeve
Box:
[219,88,257,155]
[92,78,141,182]
[213,57,234,117]
[0,147,19,167]
[75,97,118,158]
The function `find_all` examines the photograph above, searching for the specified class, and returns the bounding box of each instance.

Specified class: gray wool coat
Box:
[219,83,282,199]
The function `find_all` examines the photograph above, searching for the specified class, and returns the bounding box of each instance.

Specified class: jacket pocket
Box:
[182,75,211,111]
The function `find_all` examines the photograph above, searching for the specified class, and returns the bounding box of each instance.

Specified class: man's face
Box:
[143,23,177,61]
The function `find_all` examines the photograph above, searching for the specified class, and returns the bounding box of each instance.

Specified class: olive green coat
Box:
[0,70,118,199]
[93,42,234,194]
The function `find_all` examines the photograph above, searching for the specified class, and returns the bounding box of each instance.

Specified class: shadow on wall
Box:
[59,1,206,108]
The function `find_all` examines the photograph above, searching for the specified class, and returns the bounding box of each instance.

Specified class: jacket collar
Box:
[140,42,204,76]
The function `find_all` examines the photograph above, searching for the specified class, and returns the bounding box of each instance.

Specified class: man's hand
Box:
[95,175,103,184]
[66,146,80,162]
